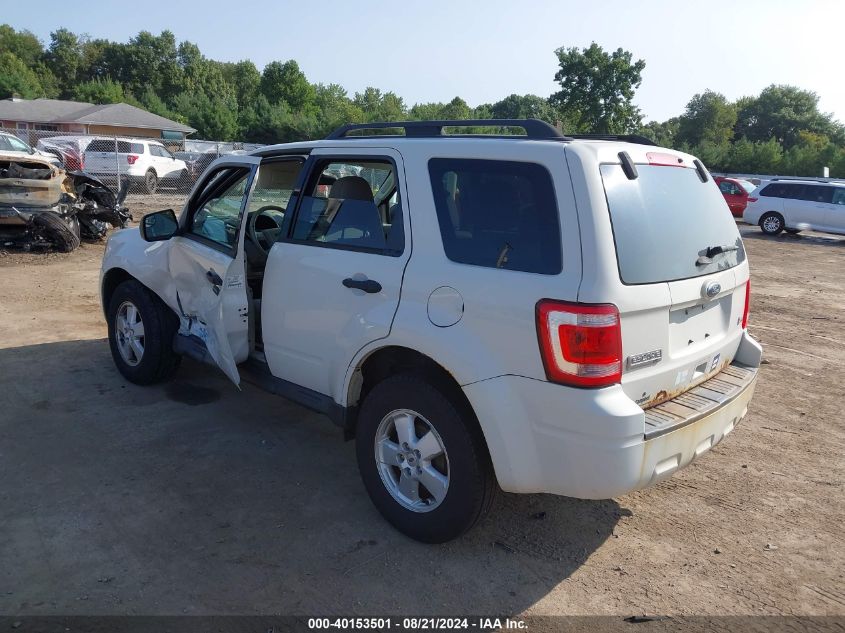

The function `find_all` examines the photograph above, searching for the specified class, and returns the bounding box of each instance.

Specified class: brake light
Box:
[647,151,685,167]
[747,197,758,203]
[741,281,750,329]
[536,300,622,388]
[126,154,138,165]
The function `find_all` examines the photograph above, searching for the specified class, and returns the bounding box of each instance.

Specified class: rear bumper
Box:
[463,331,762,499]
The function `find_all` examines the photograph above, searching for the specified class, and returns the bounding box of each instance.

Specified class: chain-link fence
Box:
[2,127,265,205]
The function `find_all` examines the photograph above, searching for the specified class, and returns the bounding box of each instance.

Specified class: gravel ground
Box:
[0,221,842,617]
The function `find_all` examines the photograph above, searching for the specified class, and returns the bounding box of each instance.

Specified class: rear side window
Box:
[800,185,833,204]
[86,140,144,153]
[760,183,805,199]
[428,158,561,274]
[601,164,745,285]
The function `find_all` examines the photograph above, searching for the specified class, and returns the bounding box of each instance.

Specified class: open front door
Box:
[168,156,260,385]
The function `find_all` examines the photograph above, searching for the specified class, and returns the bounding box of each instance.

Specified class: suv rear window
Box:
[601,164,745,285]
[428,158,561,274]
[86,140,144,154]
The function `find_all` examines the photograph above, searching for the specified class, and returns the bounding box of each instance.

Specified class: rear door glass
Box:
[601,164,745,285]
[427,158,561,274]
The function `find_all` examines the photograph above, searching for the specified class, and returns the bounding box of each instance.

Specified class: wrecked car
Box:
[0,155,131,252]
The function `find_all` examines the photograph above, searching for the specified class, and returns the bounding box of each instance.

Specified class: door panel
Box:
[169,157,260,384]
[261,148,410,400]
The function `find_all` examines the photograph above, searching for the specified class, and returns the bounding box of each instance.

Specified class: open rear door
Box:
[168,155,260,385]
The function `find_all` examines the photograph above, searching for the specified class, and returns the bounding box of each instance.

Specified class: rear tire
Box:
[107,280,181,385]
[355,374,496,543]
[144,169,158,194]
[32,211,80,252]
[760,212,785,235]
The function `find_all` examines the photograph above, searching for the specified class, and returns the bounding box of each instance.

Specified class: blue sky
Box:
[11,0,845,123]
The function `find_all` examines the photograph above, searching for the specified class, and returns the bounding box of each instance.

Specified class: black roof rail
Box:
[325,119,568,140]
[566,134,657,146]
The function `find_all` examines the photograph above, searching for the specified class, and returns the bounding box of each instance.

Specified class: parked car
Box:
[743,179,845,235]
[36,135,95,171]
[100,119,761,543]
[714,176,756,217]
[0,131,62,166]
[173,151,218,183]
[84,138,188,194]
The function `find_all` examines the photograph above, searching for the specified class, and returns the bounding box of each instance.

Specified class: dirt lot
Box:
[0,206,843,618]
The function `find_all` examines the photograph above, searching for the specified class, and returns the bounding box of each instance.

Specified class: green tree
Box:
[260,60,316,112]
[676,90,737,146]
[735,84,843,149]
[0,25,43,66]
[353,87,406,121]
[490,93,555,122]
[0,52,45,98]
[73,77,124,103]
[636,118,679,147]
[550,42,645,133]
[172,91,238,140]
[45,28,81,95]
[222,60,261,107]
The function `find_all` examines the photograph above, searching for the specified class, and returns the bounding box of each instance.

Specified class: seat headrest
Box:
[329,176,373,201]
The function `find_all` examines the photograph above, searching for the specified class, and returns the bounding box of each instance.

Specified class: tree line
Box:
[1,25,843,177]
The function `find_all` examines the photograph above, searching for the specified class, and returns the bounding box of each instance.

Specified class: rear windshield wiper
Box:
[696,243,739,266]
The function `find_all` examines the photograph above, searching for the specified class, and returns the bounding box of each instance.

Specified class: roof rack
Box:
[770,177,832,184]
[325,119,569,140]
[566,134,657,146]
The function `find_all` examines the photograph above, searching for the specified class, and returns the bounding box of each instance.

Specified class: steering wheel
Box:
[247,205,285,258]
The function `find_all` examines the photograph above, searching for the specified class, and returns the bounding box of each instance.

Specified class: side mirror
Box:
[140,209,178,242]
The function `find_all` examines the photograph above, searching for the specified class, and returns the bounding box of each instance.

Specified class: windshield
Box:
[601,164,745,285]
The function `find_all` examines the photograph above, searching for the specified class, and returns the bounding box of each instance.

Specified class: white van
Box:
[744,179,845,236]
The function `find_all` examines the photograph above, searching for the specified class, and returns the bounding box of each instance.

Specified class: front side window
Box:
[7,136,32,152]
[188,168,250,249]
[428,158,562,274]
[290,159,403,254]
[832,188,845,205]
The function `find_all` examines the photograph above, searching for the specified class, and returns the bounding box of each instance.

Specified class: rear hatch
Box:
[84,139,144,175]
[600,156,749,408]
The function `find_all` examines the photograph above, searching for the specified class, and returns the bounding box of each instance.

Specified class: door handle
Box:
[342,277,382,294]
[206,269,223,294]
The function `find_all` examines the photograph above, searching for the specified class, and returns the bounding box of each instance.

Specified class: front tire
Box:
[32,211,80,252]
[355,374,496,543]
[760,212,785,235]
[107,280,181,385]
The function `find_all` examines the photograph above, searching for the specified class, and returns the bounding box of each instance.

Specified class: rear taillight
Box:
[747,197,758,203]
[126,154,138,165]
[536,300,623,388]
[741,281,750,329]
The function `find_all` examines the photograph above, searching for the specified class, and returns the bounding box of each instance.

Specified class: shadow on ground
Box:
[0,339,625,616]
[738,225,845,247]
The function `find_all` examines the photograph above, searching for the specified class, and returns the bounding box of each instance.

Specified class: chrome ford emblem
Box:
[703,281,721,298]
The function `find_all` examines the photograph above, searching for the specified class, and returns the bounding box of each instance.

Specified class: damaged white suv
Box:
[100,120,762,543]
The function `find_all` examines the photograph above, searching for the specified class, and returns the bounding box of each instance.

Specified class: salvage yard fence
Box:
[2,127,265,198]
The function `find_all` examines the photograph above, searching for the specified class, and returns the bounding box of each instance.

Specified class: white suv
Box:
[99,120,762,542]
[743,179,845,236]
[84,137,187,194]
